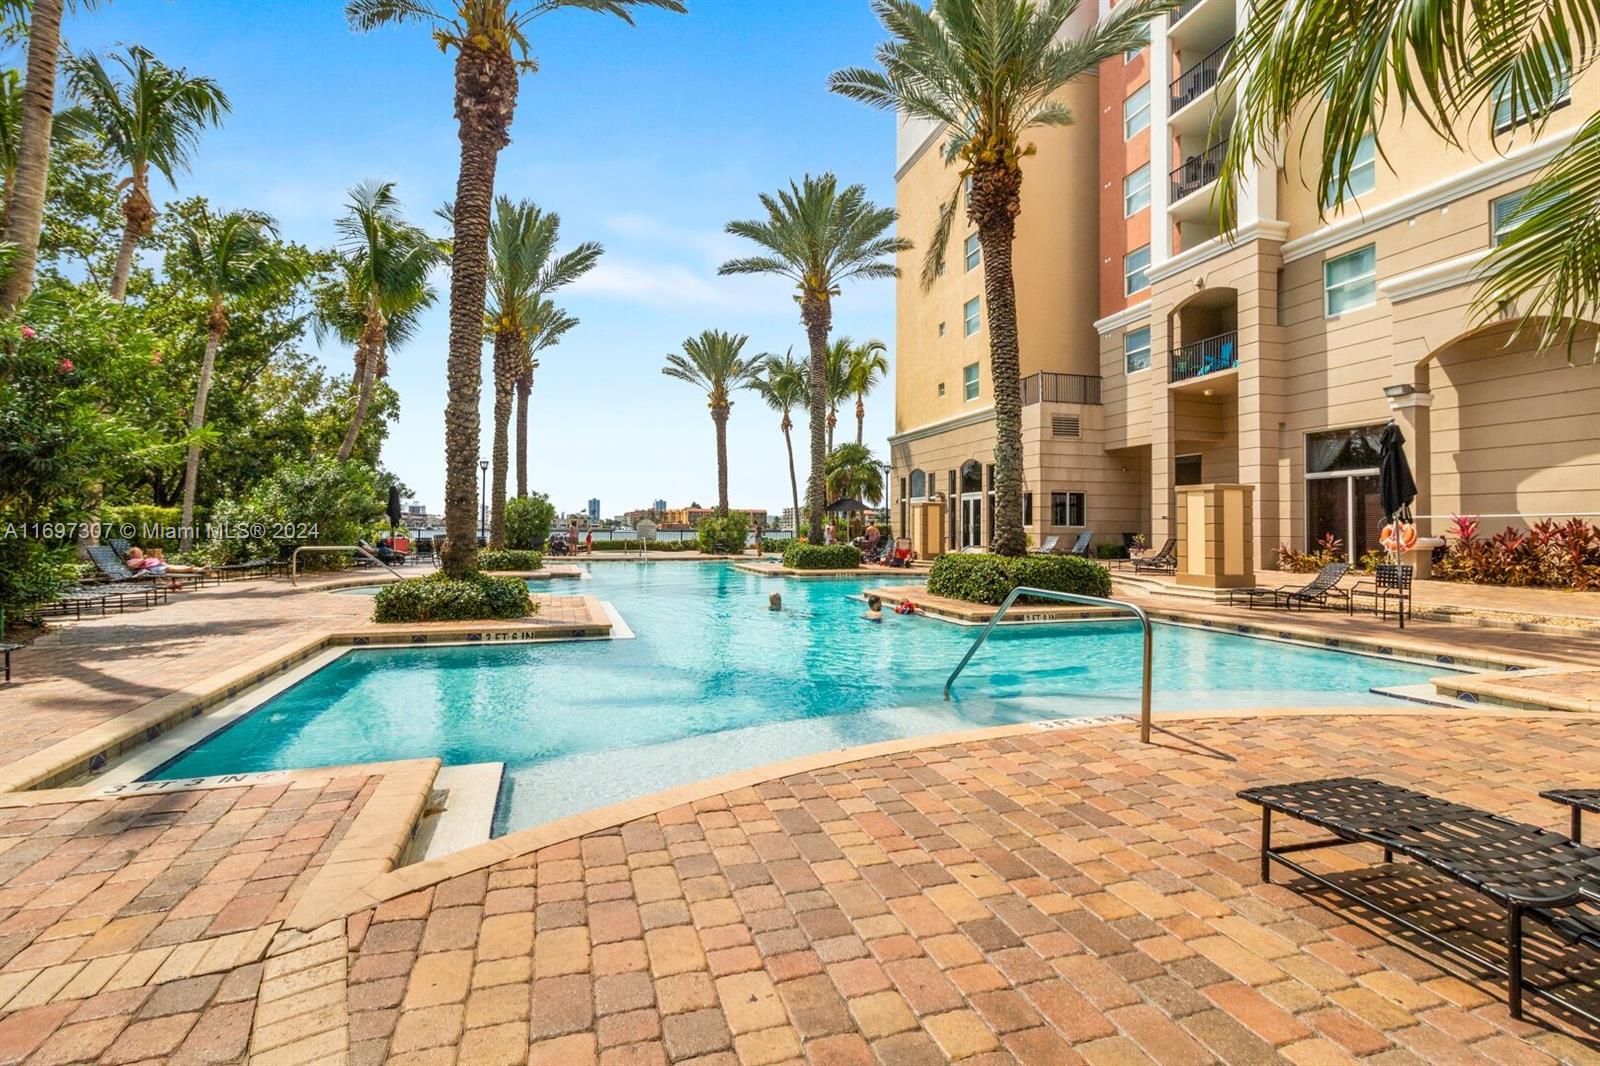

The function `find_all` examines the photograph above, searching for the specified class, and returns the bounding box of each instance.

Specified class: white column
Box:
[1149,16,1173,263]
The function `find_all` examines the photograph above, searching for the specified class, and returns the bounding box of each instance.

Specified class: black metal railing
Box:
[1171,38,1232,112]
[1021,372,1102,406]
[1171,139,1228,201]
[1169,0,1202,23]
[1170,330,1238,382]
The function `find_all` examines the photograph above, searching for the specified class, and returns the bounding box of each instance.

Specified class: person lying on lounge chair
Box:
[124,547,208,575]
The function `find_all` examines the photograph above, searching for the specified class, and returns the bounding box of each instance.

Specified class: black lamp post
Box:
[479,459,489,545]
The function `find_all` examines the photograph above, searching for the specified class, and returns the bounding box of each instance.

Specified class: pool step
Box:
[404,762,504,863]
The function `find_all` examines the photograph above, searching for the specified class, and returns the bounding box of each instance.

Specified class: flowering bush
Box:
[1276,533,1344,573]
[1434,515,1600,589]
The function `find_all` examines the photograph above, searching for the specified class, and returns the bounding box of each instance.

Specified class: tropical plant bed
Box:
[476,549,545,571]
[781,543,862,570]
[927,553,1111,606]
[372,572,534,623]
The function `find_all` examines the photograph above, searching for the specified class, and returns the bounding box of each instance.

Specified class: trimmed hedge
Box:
[781,543,862,570]
[477,548,545,571]
[372,572,534,623]
[926,553,1111,605]
[588,539,698,552]
[697,512,749,555]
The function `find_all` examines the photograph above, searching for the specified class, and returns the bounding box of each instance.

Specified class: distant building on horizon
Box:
[661,507,768,529]
[586,498,600,522]
[652,498,667,512]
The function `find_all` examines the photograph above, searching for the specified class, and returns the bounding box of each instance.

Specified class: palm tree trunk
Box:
[440,44,518,577]
[0,0,64,311]
[179,313,224,552]
[713,405,730,514]
[515,367,531,498]
[827,410,835,454]
[109,175,156,302]
[973,164,1026,556]
[489,331,514,548]
[800,295,830,543]
[782,415,800,536]
[855,397,865,446]
[337,310,386,463]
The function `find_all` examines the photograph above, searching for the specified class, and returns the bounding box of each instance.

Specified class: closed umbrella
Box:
[1377,421,1417,629]
[387,485,403,540]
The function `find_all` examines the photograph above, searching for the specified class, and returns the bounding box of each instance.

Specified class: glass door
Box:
[961,496,983,548]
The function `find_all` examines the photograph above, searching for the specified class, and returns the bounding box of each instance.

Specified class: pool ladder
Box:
[943,586,1154,743]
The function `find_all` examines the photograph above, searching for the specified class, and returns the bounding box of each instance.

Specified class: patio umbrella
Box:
[1377,421,1417,629]
[825,497,869,514]
[387,485,402,539]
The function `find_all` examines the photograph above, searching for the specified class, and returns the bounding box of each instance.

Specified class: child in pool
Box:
[863,595,883,622]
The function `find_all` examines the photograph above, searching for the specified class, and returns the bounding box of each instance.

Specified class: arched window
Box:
[909,469,926,499]
[960,460,983,494]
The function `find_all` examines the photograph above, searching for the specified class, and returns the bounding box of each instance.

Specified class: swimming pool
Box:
[151,562,1460,833]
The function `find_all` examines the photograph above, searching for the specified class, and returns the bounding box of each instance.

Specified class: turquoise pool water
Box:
[153,562,1457,832]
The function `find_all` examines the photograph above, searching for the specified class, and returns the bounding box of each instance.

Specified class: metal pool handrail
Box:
[290,544,404,586]
[943,586,1155,743]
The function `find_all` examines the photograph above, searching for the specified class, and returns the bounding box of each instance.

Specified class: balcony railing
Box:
[1171,38,1232,113]
[1021,371,1101,406]
[1170,330,1238,382]
[1169,0,1203,24]
[1171,139,1228,202]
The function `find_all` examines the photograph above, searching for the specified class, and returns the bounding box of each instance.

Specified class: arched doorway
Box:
[959,460,985,549]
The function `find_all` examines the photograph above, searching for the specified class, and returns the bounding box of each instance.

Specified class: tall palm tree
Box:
[483,198,599,545]
[661,330,759,515]
[832,0,1166,555]
[846,338,889,446]
[825,442,885,506]
[319,181,443,462]
[750,349,807,535]
[1217,0,1600,352]
[65,45,230,301]
[719,175,908,543]
[817,337,856,454]
[169,208,301,550]
[346,0,684,578]
[1,0,67,310]
[515,296,578,498]
[0,68,92,225]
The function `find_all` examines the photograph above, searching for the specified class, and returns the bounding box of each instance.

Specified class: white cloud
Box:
[568,258,732,308]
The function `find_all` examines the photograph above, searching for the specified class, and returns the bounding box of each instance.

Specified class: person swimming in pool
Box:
[863,595,883,622]
[769,592,782,611]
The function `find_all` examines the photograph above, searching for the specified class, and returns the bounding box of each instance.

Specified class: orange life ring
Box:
[1380,521,1418,553]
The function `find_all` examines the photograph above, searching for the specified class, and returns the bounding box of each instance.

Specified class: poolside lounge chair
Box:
[1032,535,1060,555]
[1349,563,1413,622]
[1240,777,1600,1025]
[1066,531,1094,557]
[85,546,197,590]
[30,581,166,621]
[0,642,16,683]
[1130,537,1177,573]
[1228,562,1351,612]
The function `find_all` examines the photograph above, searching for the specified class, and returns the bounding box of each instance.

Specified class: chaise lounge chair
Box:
[85,546,199,590]
[1032,535,1060,555]
[1130,537,1177,573]
[1241,777,1600,1025]
[1066,531,1094,556]
[1228,561,1351,612]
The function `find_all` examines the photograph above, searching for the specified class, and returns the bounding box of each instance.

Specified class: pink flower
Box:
[20,325,35,340]
[57,358,73,374]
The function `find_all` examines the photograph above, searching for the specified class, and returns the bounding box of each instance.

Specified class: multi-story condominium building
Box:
[888,0,1600,567]
[659,507,769,529]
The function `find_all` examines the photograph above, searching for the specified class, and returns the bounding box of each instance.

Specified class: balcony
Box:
[1170,330,1238,383]
[1171,38,1232,114]
[1169,0,1202,24]
[1171,139,1228,203]
[1021,372,1101,405]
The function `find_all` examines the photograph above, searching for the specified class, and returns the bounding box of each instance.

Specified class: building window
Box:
[1324,244,1376,316]
[1124,83,1151,138]
[1493,53,1571,134]
[937,382,945,397]
[963,362,980,401]
[963,232,980,272]
[1124,163,1151,216]
[937,321,946,336]
[1490,190,1532,246]
[1050,492,1086,527]
[1022,492,1033,526]
[1124,325,1151,373]
[963,296,981,336]
[1323,134,1376,206]
[1124,46,1141,62]
[1305,424,1386,560]
[909,469,926,498]
[1175,454,1202,486]
[1124,245,1151,295]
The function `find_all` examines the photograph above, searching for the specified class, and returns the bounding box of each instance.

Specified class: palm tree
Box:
[346,0,684,578]
[661,330,759,514]
[318,181,443,463]
[65,45,230,301]
[1,0,67,310]
[483,198,599,545]
[719,175,908,543]
[1217,0,1600,352]
[750,349,807,535]
[817,337,856,453]
[831,0,1166,555]
[169,208,301,550]
[0,69,92,225]
[516,298,578,498]
[825,442,885,506]
[846,338,889,446]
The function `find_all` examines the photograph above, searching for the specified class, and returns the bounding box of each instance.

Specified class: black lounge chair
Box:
[0,642,18,682]
[1131,537,1177,573]
[1241,777,1600,1025]
[1350,562,1413,621]
[1544,789,1600,844]
[85,545,207,589]
[30,581,166,621]
[1228,562,1351,612]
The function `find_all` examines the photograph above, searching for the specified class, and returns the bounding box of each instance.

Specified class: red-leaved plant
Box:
[1435,514,1600,589]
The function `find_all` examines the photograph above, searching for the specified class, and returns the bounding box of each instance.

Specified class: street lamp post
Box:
[479,459,489,546]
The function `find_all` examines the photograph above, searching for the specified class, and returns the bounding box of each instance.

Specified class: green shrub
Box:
[205,459,386,567]
[1095,542,1128,560]
[927,553,1111,605]
[477,548,544,571]
[697,512,750,555]
[781,543,862,570]
[372,572,534,623]
[588,539,698,552]
[100,504,186,552]
[504,494,556,550]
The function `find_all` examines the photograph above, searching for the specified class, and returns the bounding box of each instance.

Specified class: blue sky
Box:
[59,0,901,520]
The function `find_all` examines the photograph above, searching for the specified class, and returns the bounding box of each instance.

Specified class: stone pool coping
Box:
[733,562,885,578]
